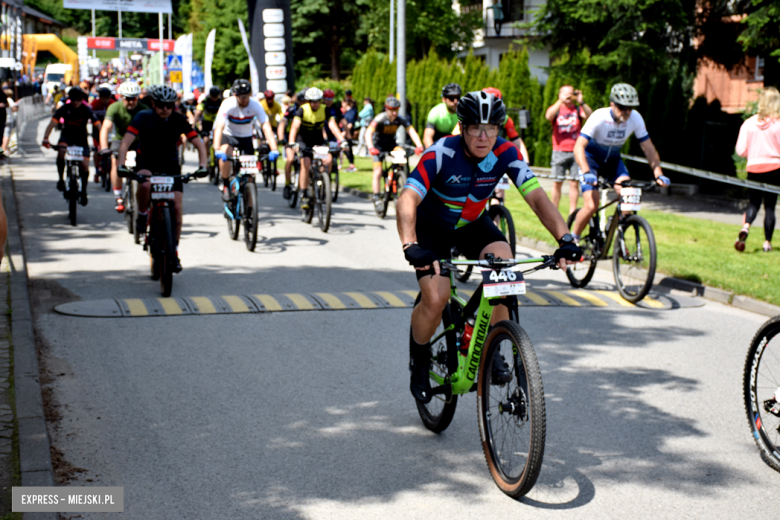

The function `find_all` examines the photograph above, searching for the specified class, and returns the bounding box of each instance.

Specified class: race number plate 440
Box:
[482,268,526,298]
[150,176,175,200]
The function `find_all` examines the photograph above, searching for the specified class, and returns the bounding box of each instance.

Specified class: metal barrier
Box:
[623,154,780,195]
[14,94,49,157]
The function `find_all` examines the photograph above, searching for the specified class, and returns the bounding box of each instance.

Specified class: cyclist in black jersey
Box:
[42,88,100,206]
[278,99,300,199]
[364,97,424,209]
[117,85,207,272]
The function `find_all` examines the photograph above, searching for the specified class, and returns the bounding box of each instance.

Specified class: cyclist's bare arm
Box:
[277,117,287,142]
[639,138,665,183]
[288,118,301,144]
[573,136,589,176]
[364,125,375,147]
[42,118,58,141]
[117,132,135,167]
[513,137,529,163]
[327,119,344,142]
[396,188,441,275]
[99,119,114,150]
[260,120,278,151]
[212,121,225,149]
[191,136,208,168]
[524,188,575,269]
[407,126,424,149]
[423,127,435,148]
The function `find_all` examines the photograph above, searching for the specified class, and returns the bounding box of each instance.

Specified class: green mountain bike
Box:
[414,254,557,497]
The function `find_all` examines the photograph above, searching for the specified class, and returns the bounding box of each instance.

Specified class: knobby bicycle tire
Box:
[159,206,175,297]
[478,319,545,498]
[375,169,390,219]
[488,205,516,258]
[288,161,300,208]
[316,172,332,232]
[149,210,160,281]
[743,315,780,473]
[302,182,314,224]
[124,180,134,235]
[271,159,277,192]
[613,214,656,303]
[68,167,78,227]
[227,196,240,240]
[331,165,339,202]
[243,181,258,251]
[565,208,598,288]
[413,292,458,433]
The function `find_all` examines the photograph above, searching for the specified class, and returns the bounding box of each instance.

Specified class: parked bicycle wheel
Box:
[413,293,458,433]
[744,316,780,473]
[565,209,598,288]
[68,168,78,227]
[613,214,656,303]
[287,160,299,208]
[489,205,516,257]
[159,206,175,297]
[227,199,240,240]
[243,181,258,251]
[478,319,546,498]
[315,173,332,232]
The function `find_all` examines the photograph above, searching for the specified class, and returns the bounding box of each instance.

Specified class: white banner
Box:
[204,29,216,92]
[237,19,259,96]
[63,0,172,13]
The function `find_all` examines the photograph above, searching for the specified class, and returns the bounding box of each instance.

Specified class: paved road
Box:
[11,120,779,518]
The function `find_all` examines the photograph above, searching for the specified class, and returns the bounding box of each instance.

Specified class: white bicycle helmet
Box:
[152,85,178,104]
[609,83,640,107]
[305,87,323,102]
[117,81,141,98]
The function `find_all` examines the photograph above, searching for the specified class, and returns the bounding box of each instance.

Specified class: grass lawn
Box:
[280,155,779,305]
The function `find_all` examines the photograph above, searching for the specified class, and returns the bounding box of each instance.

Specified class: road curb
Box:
[2,166,57,520]
[340,185,370,200]
[516,235,780,317]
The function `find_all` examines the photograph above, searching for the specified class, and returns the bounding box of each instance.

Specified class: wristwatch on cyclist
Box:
[557,233,575,246]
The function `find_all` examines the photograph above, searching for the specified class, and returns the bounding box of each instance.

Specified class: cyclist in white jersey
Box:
[213,79,279,200]
[571,83,670,239]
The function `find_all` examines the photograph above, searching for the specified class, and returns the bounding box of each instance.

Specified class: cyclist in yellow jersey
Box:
[288,87,345,210]
[259,90,283,130]
[193,86,222,151]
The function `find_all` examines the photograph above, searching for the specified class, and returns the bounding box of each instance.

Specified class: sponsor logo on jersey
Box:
[607,129,626,140]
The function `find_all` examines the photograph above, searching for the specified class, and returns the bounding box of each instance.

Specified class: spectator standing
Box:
[356,97,374,157]
[545,85,592,216]
[735,87,780,252]
[2,88,16,156]
[341,98,358,171]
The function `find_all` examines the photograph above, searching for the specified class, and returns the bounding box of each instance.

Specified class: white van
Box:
[43,63,72,94]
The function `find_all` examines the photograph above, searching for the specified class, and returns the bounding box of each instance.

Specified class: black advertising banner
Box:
[247,0,295,94]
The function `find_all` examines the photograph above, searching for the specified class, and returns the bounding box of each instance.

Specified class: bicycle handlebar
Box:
[599,178,659,191]
[440,254,559,273]
[118,169,206,184]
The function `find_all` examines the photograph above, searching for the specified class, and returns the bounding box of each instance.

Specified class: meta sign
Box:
[247,0,295,93]
[85,37,175,52]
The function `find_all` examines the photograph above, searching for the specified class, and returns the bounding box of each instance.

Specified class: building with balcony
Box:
[456,0,550,84]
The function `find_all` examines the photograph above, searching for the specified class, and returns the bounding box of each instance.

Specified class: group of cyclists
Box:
[40,73,672,401]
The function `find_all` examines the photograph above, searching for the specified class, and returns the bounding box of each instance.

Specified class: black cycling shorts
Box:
[201,121,214,134]
[221,134,254,155]
[57,132,89,149]
[414,212,507,280]
[135,159,184,192]
[297,138,326,159]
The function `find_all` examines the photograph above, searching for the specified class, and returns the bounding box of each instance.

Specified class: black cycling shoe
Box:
[173,254,182,273]
[56,180,66,192]
[136,214,147,235]
[410,343,432,404]
[491,352,513,384]
[282,185,292,200]
[79,191,88,206]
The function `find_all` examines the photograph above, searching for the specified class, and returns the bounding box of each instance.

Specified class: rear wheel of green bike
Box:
[478,319,545,498]
[565,208,598,288]
[413,293,458,433]
[613,214,656,303]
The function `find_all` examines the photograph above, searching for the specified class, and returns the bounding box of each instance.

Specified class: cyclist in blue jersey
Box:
[571,83,670,239]
[397,91,583,403]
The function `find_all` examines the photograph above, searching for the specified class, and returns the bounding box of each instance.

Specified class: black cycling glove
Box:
[404,245,437,268]
[554,242,583,262]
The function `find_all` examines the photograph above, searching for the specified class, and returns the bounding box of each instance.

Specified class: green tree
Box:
[189,0,250,88]
[739,0,780,85]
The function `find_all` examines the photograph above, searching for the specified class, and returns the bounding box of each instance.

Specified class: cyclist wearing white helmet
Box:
[213,78,279,202]
[117,85,208,272]
[287,86,346,210]
[100,81,150,212]
[571,83,670,240]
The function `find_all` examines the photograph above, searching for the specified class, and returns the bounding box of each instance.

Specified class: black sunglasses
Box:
[445,96,460,102]
[157,102,175,110]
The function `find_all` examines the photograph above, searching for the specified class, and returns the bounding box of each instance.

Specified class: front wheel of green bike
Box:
[565,208,598,288]
[413,293,458,433]
[478,319,545,498]
[613,214,656,303]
